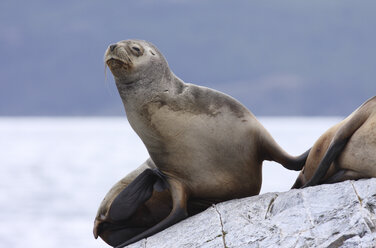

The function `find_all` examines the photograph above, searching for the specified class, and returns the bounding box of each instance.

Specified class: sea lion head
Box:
[104,40,170,86]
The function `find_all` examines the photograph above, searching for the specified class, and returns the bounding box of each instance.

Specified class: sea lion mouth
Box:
[105,57,133,79]
[106,58,127,69]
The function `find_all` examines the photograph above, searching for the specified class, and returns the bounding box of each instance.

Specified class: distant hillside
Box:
[1,0,375,116]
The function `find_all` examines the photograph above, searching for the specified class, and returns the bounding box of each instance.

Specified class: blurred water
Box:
[0,117,341,247]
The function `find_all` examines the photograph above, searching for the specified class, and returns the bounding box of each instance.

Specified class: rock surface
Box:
[128,179,376,248]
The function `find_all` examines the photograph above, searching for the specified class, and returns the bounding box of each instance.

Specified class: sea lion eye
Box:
[130,46,143,56]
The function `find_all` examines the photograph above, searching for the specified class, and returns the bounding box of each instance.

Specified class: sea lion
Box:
[98,39,310,247]
[93,159,212,247]
[292,96,376,189]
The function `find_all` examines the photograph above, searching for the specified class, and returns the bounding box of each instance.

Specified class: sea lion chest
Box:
[124,84,261,198]
[127,91,230,153]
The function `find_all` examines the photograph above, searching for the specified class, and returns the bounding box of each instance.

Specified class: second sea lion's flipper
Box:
[108,168,167,222]
[302,139,348,188]
[115,179,189,248]
[302,105,371,188]
[324,169,368,184]
[291,171,305,189]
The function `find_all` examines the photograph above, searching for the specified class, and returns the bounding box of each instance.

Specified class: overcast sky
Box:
[1,0,375,116]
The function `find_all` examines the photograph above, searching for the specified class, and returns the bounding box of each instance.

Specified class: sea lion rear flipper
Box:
[108,168,167,222]
[260,124,311,171]
[303,108,370,188]
[266,143,311,171]
[302,139,348,188]
[325,170,368,184]
[291,171,305,189]
[290,148,311,170]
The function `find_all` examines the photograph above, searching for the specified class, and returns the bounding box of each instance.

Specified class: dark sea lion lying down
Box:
[93,159,217,246]
[94,39,310,247]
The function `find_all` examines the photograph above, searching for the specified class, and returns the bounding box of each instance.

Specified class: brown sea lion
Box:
[96,39,310,247]
[292,96,376,189]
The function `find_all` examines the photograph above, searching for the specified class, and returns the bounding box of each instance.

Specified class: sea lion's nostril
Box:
[110,44,117,52]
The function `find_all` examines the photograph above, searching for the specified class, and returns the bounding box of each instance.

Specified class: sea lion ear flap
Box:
[108,169,164,221]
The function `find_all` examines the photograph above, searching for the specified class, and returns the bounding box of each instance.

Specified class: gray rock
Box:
[131,179,376,248]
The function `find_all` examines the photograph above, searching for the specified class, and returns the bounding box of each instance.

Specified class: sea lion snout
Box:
[105,42,131,64]
[110,44,117,52]
[105,44,134,79]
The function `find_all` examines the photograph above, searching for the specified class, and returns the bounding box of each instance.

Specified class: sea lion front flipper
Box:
[108,168,167,222]
[115,179,189,248]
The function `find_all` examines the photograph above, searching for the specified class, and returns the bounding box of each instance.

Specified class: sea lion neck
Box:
[116,68,178,105]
